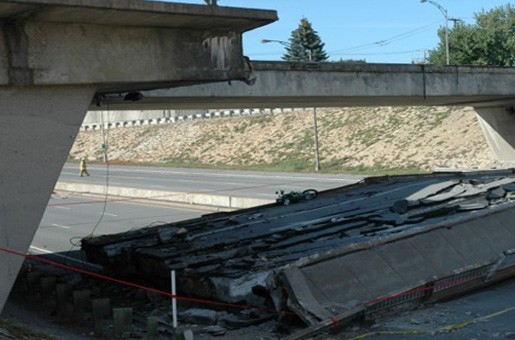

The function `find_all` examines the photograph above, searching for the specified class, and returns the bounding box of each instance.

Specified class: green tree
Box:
[334,58,367,64]
[283,18,328,62]
[428,4,515,66]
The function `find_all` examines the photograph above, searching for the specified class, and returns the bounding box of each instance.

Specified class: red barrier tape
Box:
[0,246,295,316]
[367,274,483,306]
[4,245,514,330]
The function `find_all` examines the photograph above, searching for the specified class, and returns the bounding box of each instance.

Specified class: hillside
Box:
[70,106,495,174]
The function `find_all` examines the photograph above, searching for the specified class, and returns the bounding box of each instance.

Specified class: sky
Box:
[172,0,512,63]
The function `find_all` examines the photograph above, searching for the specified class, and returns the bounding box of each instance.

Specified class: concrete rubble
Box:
[82,169,515,337]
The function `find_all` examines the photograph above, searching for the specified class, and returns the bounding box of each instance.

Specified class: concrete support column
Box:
[0,85,96,312]
[475,106,515,167]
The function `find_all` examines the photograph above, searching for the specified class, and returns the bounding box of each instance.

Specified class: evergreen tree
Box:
[428,4,515,66]
[283,18,328,62]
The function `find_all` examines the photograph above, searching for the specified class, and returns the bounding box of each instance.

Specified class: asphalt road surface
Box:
[30,194,205,256]
[59,163,363,199]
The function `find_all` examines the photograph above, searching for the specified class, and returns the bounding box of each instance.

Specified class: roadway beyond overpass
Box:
[0,0,276,313]
[96,61,515,166]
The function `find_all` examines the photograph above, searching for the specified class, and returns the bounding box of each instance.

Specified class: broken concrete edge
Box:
[0,0,278,31]
[54,182,273,209]
[361,168,514,185]
[282,201,515,272]
[277,203,515,339]
[284,264,515,340]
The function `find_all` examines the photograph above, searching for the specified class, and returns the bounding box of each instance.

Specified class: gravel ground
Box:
[3,277,515,339]
[342,278,515,340]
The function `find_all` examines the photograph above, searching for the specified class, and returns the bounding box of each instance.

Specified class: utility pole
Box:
[421,0,450,65]
[308,49,320,172]
[262,40,322,172]
[313,107,320,172]
[100,111,108,162]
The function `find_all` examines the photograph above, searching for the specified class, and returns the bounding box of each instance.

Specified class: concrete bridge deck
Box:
[96,61,515,110]
[0,0,277,93]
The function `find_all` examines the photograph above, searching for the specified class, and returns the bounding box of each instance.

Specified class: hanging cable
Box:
[328,19,443,54]
[68,99,111,250]
[86,102,111,237]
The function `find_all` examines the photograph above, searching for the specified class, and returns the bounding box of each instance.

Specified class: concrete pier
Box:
[475,106,515,167]
[0,86,96,310]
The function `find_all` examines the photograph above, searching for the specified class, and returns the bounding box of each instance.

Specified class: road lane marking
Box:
[29,246,103,270]
[102,213,118,217]
[51,223,70,229]
[30,246,58,254]
[52,206,71,210]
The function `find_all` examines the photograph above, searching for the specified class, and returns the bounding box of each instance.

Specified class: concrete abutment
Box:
[0,85,96,311]
[475,106,515,167]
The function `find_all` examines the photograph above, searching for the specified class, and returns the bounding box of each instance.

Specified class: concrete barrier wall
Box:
[54,182,272,209]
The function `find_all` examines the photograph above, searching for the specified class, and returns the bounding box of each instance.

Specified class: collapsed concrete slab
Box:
[82,170,515,336]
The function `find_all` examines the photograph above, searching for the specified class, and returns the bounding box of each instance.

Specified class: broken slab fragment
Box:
[390,180,459,213]
[180,308,218,325]
[204,325,227,336]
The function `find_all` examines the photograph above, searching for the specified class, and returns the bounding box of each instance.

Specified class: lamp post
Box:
[313,107,320,172]
[261,39,290,47]
[261,39,321,172]
[420,0,450,65]
[261,39,313,62]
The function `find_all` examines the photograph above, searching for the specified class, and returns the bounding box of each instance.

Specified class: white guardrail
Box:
[80,108,303,131]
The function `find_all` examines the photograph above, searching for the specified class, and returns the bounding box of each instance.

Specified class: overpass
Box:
[97,61,515,109]
[95,61,515,166]
[0,0,276,312]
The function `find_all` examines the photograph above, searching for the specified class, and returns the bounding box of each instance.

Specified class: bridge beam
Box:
[475,106,515,167]
[0,85,96,310]
[91,62,515,110]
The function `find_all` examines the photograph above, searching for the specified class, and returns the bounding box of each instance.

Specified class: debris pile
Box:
[82,170,515,335]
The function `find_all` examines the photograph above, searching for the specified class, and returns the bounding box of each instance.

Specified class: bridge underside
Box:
[95,95,515,111]
[92,61,515,110]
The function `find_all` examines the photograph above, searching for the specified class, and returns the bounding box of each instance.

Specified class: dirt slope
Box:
[70,106,494,173]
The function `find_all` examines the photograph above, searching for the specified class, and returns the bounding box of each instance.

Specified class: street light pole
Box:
[260,39,290,47]
[262,39,321,171]
[313,107,320,172]
[308,50,318,171]
[421,0,450,65]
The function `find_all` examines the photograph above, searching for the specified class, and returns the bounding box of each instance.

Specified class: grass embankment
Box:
[153,158,428,175]
[71,106,492,174]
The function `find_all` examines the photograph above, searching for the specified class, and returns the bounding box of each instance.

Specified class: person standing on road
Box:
[80,157,90,177]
